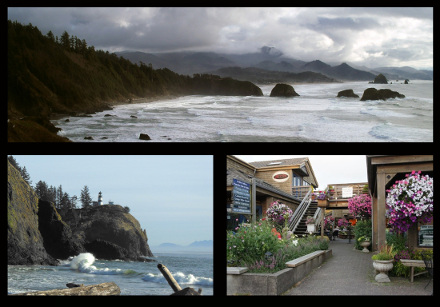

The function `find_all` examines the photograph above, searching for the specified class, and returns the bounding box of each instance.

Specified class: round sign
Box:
[272,171,290,182]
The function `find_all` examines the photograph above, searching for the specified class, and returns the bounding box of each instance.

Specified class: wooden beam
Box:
[376,172,387,250]
[370,155,433,165]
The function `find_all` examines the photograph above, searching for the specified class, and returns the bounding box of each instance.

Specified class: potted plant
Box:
[306,216,315,234]
[316,191,327,207]
[310,187,316,200]
[327,186,335,197]
[372,245,396,282]
[357,236,371,252]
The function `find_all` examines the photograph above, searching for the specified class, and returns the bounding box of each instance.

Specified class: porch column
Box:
[376,171,387,250]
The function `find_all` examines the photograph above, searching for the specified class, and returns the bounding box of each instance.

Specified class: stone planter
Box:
[306,223,316,234]
[360,241,371,252]
[373,259,394,282]
[227,250,332,295]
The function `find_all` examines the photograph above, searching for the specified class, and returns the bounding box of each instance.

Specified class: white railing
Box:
[288,188,312,232]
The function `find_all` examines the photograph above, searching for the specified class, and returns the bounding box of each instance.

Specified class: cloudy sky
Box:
[7,7,433,69]
[12,155,213,249]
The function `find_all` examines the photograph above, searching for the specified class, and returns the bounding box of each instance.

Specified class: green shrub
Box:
[353,219,372,250]
[227,219,329,273]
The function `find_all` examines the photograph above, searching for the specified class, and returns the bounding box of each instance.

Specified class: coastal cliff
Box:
[61,205,153,261]
[8,161,57,265]
[8,160,153,264]
[8,21,263,142]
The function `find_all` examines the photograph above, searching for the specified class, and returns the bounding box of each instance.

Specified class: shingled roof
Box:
[248,157,308,169]
[248,157,318,188]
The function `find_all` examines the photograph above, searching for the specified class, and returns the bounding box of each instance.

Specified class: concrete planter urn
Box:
[307,223,316,234]
[373,260,394,282]
[360,241,371,253]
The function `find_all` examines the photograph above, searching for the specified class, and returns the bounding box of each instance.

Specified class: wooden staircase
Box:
[293,200,319,236]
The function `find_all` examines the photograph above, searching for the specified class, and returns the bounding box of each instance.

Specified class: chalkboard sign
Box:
[232,179,251,214]
[418,225,433,247]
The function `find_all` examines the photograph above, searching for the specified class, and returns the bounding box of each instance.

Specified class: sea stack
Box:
[270,83,300,97]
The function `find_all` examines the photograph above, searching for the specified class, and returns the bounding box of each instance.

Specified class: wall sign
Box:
[232,179,251,214]
[418,225,433,247]
[273,171,290,182]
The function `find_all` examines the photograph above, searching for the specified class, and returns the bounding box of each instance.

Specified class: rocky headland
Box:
[8,160,153,265]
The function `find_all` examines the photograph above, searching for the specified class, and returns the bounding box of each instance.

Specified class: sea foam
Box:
[69,253,123,275]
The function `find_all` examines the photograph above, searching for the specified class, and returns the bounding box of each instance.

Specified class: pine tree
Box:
[35,180,49,200]
[46,30,55,42]
[60,30,70,50]
[20,166,32,185]
[80,185,92,208]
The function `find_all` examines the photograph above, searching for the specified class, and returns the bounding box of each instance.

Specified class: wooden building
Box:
[366,155,433,251]
[226,155,319,230]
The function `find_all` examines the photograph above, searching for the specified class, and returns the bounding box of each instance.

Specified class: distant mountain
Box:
[372,66,433,81]
[117,47,432,82]
[298,61,375,81]
[209,66,337,84]
[152,240,213,253]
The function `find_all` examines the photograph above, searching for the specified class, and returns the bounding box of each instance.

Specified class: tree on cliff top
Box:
[80,185,92,208]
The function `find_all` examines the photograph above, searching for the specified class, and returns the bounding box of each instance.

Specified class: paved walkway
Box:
[285,238,432,296]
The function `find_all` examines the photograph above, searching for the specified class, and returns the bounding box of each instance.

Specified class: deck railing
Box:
[327,183,368,200]
[291,186,311,199]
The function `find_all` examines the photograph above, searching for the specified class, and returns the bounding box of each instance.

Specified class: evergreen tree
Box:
[47,185,57,204]
[56,184,64,209]
[20,166,32,185]
[60,30,70,50]
[80,185,92,208]
[35,180,49,200]
[8,155,20,171]
[46,30,55,42]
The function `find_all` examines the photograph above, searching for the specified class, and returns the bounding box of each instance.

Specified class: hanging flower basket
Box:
[386,171,433,233]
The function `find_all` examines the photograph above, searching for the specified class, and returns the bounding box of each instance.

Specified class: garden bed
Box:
[227,249,332,295]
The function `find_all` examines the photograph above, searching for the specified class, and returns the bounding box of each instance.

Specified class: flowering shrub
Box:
[266,200,293,229]
[227,218,328,273]
[306,216,315,225]
[324,216,335,230]
[337,218,350,229]
[386,171,433,233]
[316,191,326,200]
[226,219,285,266]
[347,194,372,219]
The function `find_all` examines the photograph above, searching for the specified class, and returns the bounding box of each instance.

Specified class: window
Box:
[292,172,302,186]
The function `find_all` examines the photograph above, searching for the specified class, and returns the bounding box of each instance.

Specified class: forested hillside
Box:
[7,20,262,141]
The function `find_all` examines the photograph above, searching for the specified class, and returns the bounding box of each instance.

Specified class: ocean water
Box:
[8,252,213,296]
[52,80,433,142]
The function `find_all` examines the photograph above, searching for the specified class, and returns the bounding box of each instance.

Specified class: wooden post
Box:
[157,263,182,293]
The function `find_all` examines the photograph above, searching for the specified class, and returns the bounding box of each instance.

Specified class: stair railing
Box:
[288,188,312,232]
[313,207,323,230]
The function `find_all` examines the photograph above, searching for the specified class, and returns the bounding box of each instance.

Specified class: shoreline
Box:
[50,94,183,121]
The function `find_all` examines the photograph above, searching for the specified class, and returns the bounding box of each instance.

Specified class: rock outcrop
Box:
[270,83,300,97]
[62,205,153,261]
[360,88,405,101]
[8,161,57,265]
[337,89,359,98]
[38,200,85,260]
[373,73,388,84]
[8,159,153,264]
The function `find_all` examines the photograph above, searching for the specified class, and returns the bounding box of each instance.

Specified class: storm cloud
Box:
[7,7,433,69]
